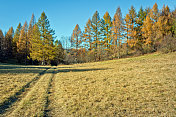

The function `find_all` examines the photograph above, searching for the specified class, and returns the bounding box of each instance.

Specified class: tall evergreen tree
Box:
[99,12,112,60]
[5,27,14,59]
[128,6,137,48]
[30,24,43,62]
[13,23,22,58]
[37,11,55,65]
[135,7,147,53]
[157,5,172,39]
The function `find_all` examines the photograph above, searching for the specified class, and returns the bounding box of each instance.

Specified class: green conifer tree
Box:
[37,11,55,65]
[30,24,43,62]
[128,6,137,48]
[135,7,147,53]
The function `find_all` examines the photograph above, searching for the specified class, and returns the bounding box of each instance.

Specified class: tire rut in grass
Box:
[0,67,51,116]
[44,67,57,117]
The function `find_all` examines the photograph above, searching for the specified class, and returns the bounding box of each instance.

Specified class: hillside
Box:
[0,52,176,116]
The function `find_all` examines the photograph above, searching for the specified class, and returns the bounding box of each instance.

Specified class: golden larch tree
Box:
[112,7,123,58]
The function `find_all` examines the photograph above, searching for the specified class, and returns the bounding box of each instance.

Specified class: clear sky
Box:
[0,0,175,40]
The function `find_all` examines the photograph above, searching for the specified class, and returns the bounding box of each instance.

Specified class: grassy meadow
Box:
[53,52,176,116]
[0,52,176,116]
[0,64,50,115]
[9,68,55,117]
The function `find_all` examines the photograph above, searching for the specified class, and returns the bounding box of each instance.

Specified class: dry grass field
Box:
[53,52,176,116]
[0,64,50,115]
[0,52,176,116]
[9,68,55,117]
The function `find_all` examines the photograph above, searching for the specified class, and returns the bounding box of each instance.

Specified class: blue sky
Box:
[0,0,175,40]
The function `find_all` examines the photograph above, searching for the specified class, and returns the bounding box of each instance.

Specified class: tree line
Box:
[69,3,176,63]
[0,3,176,65]
[0,12,64,65]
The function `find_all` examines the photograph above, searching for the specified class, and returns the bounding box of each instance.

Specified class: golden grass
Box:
[0,53,175,116]
[9,69,54,117]
[0,65,48,105]
[53,52,176,116]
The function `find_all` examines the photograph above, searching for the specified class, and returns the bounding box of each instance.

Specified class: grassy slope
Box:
[53,52,176,116]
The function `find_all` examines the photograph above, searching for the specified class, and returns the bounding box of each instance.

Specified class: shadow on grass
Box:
[0,65,50,74]
[0,67,50,114]
[0,65,109,74]
[0,65,50,69]
[55,68,109,73]
[0,66,108,114]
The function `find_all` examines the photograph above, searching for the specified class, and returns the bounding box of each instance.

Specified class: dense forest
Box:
[0,3,176,65]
